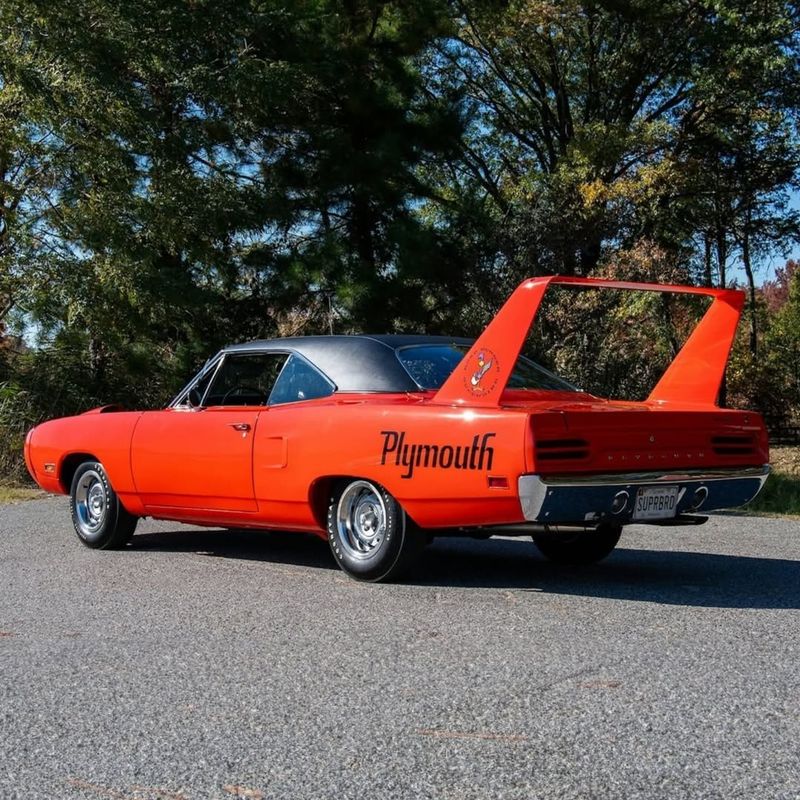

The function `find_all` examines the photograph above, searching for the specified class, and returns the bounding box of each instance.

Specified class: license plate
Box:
[633,486,679,520]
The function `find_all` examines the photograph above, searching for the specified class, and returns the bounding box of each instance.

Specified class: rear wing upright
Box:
[433,276,745,408]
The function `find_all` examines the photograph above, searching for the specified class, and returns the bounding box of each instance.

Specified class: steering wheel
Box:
[220,385,265,404]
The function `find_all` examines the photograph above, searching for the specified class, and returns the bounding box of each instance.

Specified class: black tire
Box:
[69,461,138,549]
[327,479,425,582]
[532,524,622,565]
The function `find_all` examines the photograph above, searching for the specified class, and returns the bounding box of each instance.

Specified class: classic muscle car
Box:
[24,276,770,581]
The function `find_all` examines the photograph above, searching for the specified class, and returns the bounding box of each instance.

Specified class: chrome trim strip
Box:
[532,465,770,487]
[199,355,226,407]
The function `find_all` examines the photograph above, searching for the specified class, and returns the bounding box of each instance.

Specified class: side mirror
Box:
[187,388,203,408]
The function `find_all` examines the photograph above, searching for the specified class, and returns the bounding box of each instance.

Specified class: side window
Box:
[268,354,334,405]
[203,353,289,407]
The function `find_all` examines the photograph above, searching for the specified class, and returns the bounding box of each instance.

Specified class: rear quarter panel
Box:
[253,396,530,531]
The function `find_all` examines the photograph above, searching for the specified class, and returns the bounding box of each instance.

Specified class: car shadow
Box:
[415,537,800,610]
[132,528,338,572]
[131,529,800,610]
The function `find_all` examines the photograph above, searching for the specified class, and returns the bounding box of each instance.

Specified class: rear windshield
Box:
[396,344,578,392]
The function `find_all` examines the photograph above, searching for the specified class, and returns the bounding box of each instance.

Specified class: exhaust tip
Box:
[688,486,709,511]
[611,490,629,515]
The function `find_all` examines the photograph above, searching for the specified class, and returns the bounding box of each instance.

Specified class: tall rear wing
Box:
[433,276,745,408]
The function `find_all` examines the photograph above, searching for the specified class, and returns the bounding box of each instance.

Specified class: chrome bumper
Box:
[518,466,771,524]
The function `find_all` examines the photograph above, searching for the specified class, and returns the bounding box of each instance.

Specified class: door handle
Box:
[229,422,251,432]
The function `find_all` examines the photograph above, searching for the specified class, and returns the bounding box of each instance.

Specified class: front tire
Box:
[327,479,424,582]
[70,462,138,549]
[533,524,622,565]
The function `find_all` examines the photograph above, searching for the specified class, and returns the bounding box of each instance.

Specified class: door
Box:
[131,351,289,512]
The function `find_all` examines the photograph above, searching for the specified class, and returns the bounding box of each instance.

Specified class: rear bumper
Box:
[518,466,770,524]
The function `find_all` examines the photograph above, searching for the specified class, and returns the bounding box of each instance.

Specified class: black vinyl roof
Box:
[223,334,473,392]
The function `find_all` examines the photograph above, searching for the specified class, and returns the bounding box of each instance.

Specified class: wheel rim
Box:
[74,469,108,538]
[336,481,388,560]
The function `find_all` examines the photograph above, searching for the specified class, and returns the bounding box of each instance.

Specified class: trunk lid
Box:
[525,400,768,475]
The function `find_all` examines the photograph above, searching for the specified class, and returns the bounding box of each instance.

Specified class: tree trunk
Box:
[578,235,602,276]
[715,225,727,288]
[740,222,758,357]
[351,193,377,274]
[659,295,681,358]
[88,337,105,386]
[703,233,713,287]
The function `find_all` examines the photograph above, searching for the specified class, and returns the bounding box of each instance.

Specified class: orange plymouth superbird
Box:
[24,277,770,581]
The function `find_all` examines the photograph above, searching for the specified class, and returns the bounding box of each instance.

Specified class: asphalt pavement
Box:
[1,497,799,800]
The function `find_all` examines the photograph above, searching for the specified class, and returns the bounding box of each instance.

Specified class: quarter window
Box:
[269,354,334,405]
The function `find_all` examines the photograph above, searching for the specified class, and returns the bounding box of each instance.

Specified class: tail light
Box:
[711,435,756,457]
[535,438,590,461]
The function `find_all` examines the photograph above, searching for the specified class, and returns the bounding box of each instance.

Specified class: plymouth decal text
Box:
[380,430,496,479]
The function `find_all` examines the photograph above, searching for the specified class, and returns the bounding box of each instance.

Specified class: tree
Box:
[666,0,800,354]
[1,0,467,409]
[428,0,799,293]
[762,259,799,313]
[728,260,800,426]
[220,0,468,332]
[769,262,800,415]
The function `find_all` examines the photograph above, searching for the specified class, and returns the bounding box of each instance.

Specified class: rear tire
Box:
[69,461,137,549]
[533,524,622,565]
[327,479,425,582]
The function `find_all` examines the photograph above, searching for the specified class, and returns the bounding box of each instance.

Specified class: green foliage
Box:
[524,243,706,399]
[746,473,800,517]
[0,379,37,483]
[429,0,799,289]
[728,264,800,424]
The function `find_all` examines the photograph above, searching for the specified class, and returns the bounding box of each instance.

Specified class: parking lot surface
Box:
[1,498,799,800]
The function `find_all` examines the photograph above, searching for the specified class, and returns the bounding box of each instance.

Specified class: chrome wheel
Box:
[336,480,388,560]
[74,468,108,538]
[327,478,424,581]
[69,461,138,549]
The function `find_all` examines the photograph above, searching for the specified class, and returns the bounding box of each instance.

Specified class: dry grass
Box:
[769,445,800,477]
[0,485,44,505]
